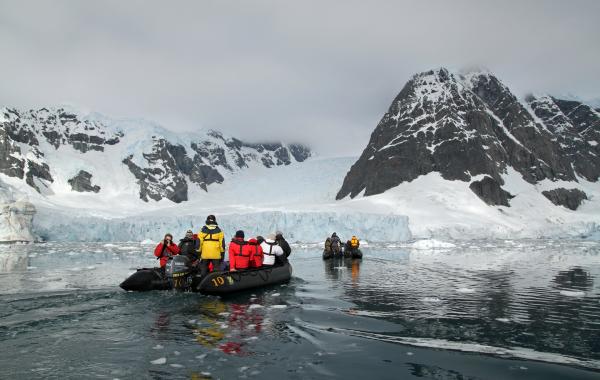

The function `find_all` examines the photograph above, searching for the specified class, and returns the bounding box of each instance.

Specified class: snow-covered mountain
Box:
[2,68,600,243]
[337,68,600,209]
[334,68,600,238]
[0,107,410,242]
[0,106,310,205]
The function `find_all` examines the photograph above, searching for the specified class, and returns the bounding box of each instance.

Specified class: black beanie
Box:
[206,214,217,224]
[235,230,244,239]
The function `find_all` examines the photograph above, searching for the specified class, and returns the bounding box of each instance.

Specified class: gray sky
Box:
[1,0,598,155]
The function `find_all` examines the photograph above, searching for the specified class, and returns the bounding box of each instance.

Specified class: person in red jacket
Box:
[229,230,251,271]
[247,237,263,268]
[154,233,180,270]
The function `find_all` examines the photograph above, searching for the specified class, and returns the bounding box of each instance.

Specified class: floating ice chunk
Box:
[420,297,441,303]
[495,318,510,323]
[456,287,476,293]
[560,290,585,297]
[271,305,287,309]
[104,244,118,248]
[173,351,180,356]
[170,364,183,368]
[152,344,163,350]
[86,266,96,270]
[406,352,414,356]
[196,354,207,360]
[411,239,456,249]
[271,293,280,297]
[239,366,249,372]
[248,304,263,309]
[118,246,138,251]
[27,266,37,270]
[150,357,166,365]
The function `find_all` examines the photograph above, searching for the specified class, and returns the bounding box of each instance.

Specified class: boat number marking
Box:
[211,276,225,287]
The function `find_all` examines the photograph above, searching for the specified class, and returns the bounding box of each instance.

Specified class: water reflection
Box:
[553,267,593,291]
[190,299,266,355]
[327,247,600,360]
[0,251,29,272]
[323,256,362,285]
[406,362,480,380]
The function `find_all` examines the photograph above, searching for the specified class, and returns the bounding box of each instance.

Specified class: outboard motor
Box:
[165,255,193,290]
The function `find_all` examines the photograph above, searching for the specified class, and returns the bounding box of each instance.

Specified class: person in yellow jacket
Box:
[197,214,225,277]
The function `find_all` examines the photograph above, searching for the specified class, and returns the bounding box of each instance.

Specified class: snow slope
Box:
[30,156,412,242]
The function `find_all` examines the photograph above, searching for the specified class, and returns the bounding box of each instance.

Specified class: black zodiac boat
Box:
[120,255,292,295]
[323,248,362,260]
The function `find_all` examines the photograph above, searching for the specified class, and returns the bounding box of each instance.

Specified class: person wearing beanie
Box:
[259,233,285,266]
[153,233,180,270]
[229,230,255,271]
[197,214,225,277]
[178,229,199,261]
[275,230,292,258]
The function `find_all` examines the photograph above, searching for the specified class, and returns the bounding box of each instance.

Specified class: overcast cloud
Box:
[0,0,598,155]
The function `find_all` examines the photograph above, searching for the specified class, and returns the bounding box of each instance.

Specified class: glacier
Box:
[33,209,411,243]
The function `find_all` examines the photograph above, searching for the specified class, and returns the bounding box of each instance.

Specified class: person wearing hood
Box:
[154,233,181,270]
[197,215,225,277]
[248,237,263,268]
[259,233,285,266]
[178,230,200,261]
[330,232,342,254]
[275,230,292,258]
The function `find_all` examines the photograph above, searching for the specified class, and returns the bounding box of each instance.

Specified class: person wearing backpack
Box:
[197,215,225,277]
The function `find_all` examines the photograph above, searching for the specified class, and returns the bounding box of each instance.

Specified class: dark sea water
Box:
[1,240,599,379]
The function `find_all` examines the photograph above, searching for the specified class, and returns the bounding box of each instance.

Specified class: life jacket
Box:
[350,236,359,248]
[229,238,250,269]
[199,224,224,260]
[248,239,263,268]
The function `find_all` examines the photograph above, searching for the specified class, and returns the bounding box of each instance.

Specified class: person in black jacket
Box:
[178,230,199,261]
[275,231,292,261]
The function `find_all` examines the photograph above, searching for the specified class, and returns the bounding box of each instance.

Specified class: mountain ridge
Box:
[336,68,600,212]
[0,106,311,204]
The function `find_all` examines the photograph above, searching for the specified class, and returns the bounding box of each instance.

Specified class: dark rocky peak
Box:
[552,98,600,134]
[123,137,189,203]
[337,68,599,209]
[527,95,600,181]
[526,95,575,133]
[0,106,123,153]
[464,71,575,183]
[337,67,510,199]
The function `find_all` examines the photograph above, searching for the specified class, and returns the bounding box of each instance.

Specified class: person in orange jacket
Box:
[154,233,180,270]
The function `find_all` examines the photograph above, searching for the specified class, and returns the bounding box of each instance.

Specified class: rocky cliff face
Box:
[0,107,311,204]
[337,68,599,210]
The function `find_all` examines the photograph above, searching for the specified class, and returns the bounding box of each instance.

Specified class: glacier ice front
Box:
[33,209,411,243]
